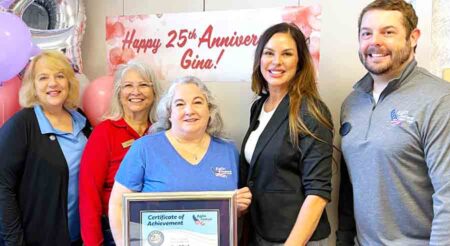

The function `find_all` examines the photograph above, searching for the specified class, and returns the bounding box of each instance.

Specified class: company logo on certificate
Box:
[141,210,219,246]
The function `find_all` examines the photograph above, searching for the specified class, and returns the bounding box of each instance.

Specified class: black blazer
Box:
[239,94,333,242]
[0,108,91,246]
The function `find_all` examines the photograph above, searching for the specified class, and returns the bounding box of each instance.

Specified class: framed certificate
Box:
[123,191,237,246]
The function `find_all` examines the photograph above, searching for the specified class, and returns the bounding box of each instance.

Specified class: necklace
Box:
[169,132,207,162]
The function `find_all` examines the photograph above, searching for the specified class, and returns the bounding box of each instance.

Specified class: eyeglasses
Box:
[120,81,153,92]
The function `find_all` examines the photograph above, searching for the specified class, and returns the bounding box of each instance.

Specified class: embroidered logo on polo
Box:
[390,109,414,126]
[212,167,232,178]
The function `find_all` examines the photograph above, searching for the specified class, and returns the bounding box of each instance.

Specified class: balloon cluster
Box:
[0,0,91,126]
[2,0,87,73]
[0,8,37,127]
[1,1,117,127]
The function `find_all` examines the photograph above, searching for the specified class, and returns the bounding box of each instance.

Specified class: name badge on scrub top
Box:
[121,139,135,148]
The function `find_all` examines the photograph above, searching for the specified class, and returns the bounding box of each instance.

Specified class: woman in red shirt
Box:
[79,60,161,246]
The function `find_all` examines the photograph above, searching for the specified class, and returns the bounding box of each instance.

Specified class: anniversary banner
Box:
[106,5,321,82]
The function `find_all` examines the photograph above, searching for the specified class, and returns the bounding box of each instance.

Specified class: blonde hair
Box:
[19,50,79,110]
[104,59,161,123]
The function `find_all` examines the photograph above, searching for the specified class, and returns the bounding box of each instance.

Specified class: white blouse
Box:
[244,101,277,164]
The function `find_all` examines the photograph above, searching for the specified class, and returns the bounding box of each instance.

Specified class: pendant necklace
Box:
[170,132,206,161]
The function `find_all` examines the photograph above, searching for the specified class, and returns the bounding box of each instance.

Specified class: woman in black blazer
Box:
[0,51,91,246]
[239,23,333,245]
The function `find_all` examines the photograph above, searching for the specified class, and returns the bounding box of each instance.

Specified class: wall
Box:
[81,1,442,245]
[432,0,450,78]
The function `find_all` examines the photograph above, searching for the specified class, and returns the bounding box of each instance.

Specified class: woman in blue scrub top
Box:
[108,76,252,244]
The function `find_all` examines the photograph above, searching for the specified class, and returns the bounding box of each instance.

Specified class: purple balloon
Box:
[0,0,14,9]
[0,12,34,82]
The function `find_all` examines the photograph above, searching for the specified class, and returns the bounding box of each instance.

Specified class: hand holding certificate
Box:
[123,191,237,246]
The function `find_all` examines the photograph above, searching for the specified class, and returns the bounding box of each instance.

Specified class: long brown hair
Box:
[252,22,333,147]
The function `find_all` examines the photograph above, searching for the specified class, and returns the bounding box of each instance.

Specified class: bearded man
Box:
[337,0,450,245]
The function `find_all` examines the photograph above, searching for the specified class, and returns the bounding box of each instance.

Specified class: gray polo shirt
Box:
[341,60,450,246]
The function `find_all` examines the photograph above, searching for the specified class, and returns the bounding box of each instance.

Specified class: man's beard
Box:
[359,40,413,76]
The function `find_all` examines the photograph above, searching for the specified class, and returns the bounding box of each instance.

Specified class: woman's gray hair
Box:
[150,76,225,138]
[104,59,162,123]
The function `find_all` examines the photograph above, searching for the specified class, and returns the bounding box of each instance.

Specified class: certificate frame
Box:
[123,191,237,246]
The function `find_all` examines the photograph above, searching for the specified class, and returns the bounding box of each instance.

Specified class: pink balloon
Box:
[0,76,22,127]
[82,76,114,126]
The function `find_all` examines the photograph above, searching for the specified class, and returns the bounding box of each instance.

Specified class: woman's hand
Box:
[236,187,252,217]
[284,195,328,246]
[109,182,133,246]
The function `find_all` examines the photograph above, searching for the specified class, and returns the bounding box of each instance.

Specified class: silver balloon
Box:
[7,0,86,73]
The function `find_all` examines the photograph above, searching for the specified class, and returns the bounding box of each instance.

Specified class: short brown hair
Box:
[358,0,418,37]
[19,50,79,110]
